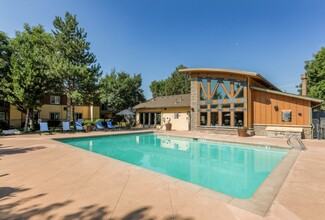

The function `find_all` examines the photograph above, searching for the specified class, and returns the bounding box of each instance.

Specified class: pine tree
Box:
[52,12,101,124]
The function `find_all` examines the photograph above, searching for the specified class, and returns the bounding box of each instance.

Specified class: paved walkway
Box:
[1,130,325,219]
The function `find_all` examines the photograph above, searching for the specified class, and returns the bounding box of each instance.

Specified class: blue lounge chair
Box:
[62,122,71,132]
[95,121,105,131]
[40,122,51,134]
[106,121,117,130]
[75,121,84,131]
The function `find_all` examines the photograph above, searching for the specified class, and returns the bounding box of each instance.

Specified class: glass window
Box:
[156,113,161,124]
[216,82,229,100]
[200,105,207,109]
[222,103,230,108]
[200,112,207,126]
[223,80,231,94]
[200,87,206,100]
[75,113,83,120]
[222,112,231,126]
[234,81,244,98]
[200,79,208,100]
[211,112,218,126]
[50,112,60,121]
[234,103,244,108]
[139,113,143,124]
[210,79,218,95]
[101,103,108,110]
[234,112,244,127]
[50,96,60,104]
[0,112,5,121]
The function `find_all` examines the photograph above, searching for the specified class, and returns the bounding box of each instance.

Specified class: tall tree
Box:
[149,65,190,97]
[99,69,145,113]
[52,12,101,124]
[1,24,54,131]
[0,31,12,85]
[304,47,325,102]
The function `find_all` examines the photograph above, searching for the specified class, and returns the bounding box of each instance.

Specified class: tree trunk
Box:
[24,108,29,132]
[28,108,34,131]
[72,104,76,129]
[66,97,71,122]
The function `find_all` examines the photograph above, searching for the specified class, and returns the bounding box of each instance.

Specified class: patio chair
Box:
[95,121,105,131]
[62,122,72,133]
[106,121,118,130]
[75,121,84,131]
[40,122,52,135]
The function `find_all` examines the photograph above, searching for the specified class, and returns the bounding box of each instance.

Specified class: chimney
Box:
[301,74,307,96]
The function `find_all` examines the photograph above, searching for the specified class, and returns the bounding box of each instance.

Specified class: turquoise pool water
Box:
[59,133,288,199]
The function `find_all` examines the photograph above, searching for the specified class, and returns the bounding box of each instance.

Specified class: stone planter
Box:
[237,128,247,137]
[165,123,172,131]
[85,125,92,133]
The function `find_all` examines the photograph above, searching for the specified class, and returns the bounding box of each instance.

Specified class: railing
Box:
[287,136,307,151]
[155,124,166,133]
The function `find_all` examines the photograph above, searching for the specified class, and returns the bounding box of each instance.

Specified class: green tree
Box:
[149,65,190,97]
[0,31,12,85]
[304,47,325,101]
[52,12,101,124]
[99,69,145,113]
[1,24,54,131]
[149,80,166,98]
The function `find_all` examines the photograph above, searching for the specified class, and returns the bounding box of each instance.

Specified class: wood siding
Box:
[252,90,310,126]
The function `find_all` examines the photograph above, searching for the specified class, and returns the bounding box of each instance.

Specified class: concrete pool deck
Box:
[1,130,325,219]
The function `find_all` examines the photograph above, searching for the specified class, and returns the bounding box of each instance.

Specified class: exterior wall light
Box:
[274,106,279,111]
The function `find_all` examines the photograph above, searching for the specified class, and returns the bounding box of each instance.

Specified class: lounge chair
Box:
[75,121,84,131]
[95,121,105,131]
[62,122,71,132]
[106,121,118,130]
[40,122,51,134]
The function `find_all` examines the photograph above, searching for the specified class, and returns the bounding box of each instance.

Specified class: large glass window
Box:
[211,112,218,126]
[198,78,247,127]
[200,112,207,126]
[222,112,231,126]
[234,112,244,127]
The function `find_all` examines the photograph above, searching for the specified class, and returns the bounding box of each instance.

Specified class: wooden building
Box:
[178,68,323,139]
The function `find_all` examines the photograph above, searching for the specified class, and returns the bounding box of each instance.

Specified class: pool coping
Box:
[53,131,300,216]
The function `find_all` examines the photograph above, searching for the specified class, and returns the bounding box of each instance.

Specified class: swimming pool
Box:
[59,133,288,199]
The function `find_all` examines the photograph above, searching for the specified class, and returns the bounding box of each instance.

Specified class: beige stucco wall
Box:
[8,104,100,128]
[39,105,100,121]
[9,105,23,128]
[136,107,190,131]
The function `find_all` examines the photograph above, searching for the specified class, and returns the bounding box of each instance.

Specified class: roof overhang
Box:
[179,68,281,92]
[251,86,323,103]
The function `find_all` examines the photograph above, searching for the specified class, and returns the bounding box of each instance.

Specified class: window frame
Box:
[50,95,61,105]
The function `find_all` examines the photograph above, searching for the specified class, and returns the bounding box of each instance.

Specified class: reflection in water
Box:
[61,133,287,199]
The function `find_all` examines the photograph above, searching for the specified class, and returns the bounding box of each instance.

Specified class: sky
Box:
[1,0,325,98]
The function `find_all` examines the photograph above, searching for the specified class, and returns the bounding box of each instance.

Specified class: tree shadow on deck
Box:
[0,186,193,220]
[0,145,46,157]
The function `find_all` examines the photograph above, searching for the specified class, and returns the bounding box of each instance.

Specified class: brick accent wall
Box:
[190,78,198,131]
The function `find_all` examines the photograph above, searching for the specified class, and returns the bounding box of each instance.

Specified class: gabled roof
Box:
[134,94,191,109]
[179,68,281,91]
[251,86,323,103]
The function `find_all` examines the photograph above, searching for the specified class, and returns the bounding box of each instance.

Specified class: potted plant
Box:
[83,120,93,133]
[237,127,248,137]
